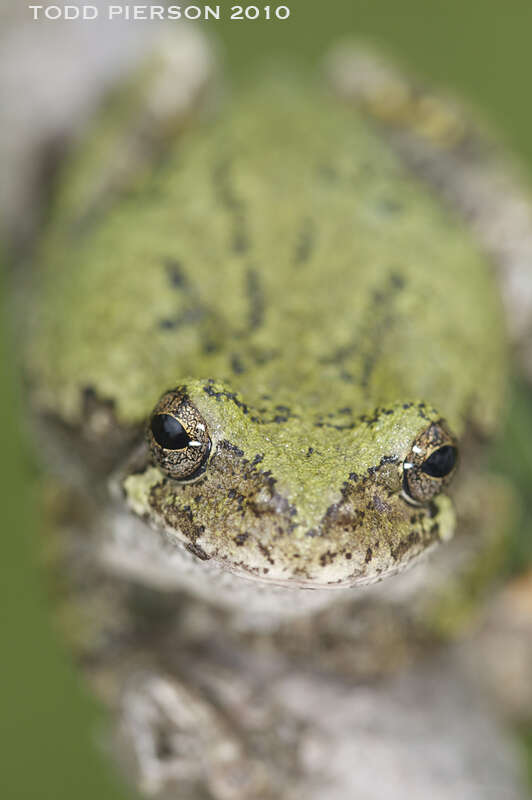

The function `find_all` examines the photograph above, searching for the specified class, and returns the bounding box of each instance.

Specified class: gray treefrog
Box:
[19,31,531,800]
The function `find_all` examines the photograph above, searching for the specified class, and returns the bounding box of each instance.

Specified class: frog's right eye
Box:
[147,389,211,482]
[402,421,458,506]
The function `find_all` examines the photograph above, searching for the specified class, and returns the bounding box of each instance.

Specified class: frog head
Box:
[121,378,457,588]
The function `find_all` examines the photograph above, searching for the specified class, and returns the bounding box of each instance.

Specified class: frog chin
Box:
[101,480,456,630]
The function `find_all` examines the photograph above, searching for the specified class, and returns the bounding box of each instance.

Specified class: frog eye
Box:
[402,422,458,505]
[147,389,211,481]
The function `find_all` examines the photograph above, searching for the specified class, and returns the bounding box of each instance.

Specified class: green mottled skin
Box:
[28,79,507,588]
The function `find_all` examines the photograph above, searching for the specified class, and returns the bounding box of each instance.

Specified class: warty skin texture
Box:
[27,80,505,595]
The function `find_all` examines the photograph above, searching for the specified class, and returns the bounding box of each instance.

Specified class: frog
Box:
[16,25,532,800]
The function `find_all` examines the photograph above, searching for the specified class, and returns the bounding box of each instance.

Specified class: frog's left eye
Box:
[402,422,458,505]
[147,389,211,481]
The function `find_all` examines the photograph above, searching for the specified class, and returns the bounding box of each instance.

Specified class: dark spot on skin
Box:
[315,417,357,431]
[377,198,404,215]
[320,550,337,566]
[319,271,406,391]
[345,552,352,560]
[202,381,300,427]
[317,163,339,182]
[293,217,316,266]
[417,403,430,421]
[391,530,421,562]
[83,385,107,408]
[287,522,298,533]
[157,307,207,333]
[251,454,264,466]
[367,455,398,476]
[258,543,275,565]
[234,533,249,546]
[222,442,245,458]
[359,278,401,388]
[213,158,249,254]
[249,346,280,366]
[319,345,357,368]
[365,547,373,563]
[390,271,406,290]
[159,318,177,330]
[230,353,246,374]
[372,494,390,514]
[165,259,187,289]
[203,381,250,416]
[245,268,265,331]
[202,340,218,354]
[233,230,248,254]
[185,542,210,561]
[305,447,314,458]
[380,454,398,467]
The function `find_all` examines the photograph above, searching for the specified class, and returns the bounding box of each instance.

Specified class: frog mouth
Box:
[114,436,455,590]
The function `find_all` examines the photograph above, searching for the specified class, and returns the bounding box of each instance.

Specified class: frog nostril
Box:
[421,445,457,478]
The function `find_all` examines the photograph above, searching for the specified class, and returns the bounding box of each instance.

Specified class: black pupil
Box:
[421,445,457,478]
[151,414,190,450]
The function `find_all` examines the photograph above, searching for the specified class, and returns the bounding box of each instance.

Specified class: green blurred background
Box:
[2,0,532,797]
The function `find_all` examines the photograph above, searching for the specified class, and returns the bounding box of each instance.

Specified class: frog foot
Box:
[117,672,270,799]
